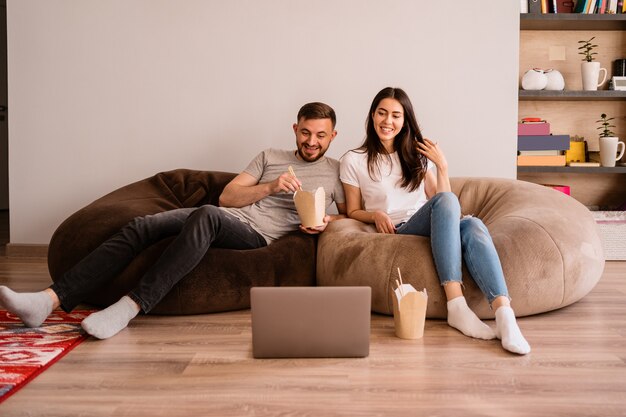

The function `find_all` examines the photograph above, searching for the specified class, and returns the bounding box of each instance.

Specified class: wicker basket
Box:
[591,211,626,261]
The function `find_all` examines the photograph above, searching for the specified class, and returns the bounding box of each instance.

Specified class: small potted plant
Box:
[578,37,598,62]
[578,37,607,91]
[596,113,625,167]
[596,113,615,138]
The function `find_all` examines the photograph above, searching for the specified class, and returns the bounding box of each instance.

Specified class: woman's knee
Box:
[460,217,490,244]
[431,191,461,216]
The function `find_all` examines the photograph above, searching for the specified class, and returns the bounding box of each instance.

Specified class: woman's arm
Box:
[417,138,451,198]
[343,183,396,234]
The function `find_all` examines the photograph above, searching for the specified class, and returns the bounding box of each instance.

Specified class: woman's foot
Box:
[447,296,496,340]
[495,306,531,355]
[81,296,141,339]
[0,286,54,327]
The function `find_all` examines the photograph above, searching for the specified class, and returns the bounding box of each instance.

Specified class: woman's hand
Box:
[416,137,448,171]
[373,211,396,234]
[343,182,396,233]
[418,138,452,195]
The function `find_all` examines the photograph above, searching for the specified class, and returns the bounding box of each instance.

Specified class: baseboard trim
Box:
[4,243,48,258]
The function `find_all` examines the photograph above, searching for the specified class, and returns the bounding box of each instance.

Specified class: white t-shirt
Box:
[339,150,433,225]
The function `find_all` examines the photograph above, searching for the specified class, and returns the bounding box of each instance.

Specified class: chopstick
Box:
[288,166,303,191]
[397,267,405,297]
[395,279,404,297]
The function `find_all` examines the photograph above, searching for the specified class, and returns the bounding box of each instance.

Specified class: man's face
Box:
[293,118,337,162]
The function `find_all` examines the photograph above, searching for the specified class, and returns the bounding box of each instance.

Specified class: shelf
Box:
[517,166,626,173]
[518,13,626,209]
[520,14,626,30]
[519,90,626,101]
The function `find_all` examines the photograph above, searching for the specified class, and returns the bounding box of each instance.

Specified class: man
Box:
[0,102,346,339]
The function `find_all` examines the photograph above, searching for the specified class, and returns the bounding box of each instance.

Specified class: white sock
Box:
[447,296,496,340]
[0,286,53,327]
[81,296,140,339]
[495,306,531,355]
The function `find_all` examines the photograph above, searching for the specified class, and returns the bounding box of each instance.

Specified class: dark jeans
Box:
[50,205,267,313]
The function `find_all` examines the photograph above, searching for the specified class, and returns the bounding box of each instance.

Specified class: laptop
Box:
[250,286,371,358]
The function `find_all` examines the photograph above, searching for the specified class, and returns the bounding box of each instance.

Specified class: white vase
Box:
[544,69,565,90]
[581,62,607,91]
[599,136,626,167]
[521,69,547,90]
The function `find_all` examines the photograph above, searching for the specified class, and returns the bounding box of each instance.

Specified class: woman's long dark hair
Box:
[359,87,427,192]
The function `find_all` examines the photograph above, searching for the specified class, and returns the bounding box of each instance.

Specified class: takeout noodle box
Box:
[293,187,325,227]
[392,284,428,340]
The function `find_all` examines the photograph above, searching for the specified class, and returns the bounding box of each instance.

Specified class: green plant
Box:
[578,37,598,62]
[597,113,616,137]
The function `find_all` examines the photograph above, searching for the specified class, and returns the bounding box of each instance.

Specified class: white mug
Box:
[581,62,607,91]
[599,137,625,167]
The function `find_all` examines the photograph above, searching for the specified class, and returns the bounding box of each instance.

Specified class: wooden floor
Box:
[0,256,625,417]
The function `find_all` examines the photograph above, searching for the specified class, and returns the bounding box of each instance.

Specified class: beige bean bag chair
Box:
[317,178,605,319]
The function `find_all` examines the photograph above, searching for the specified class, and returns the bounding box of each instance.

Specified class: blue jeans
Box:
[396,192,509,303]
[51,205,267,313]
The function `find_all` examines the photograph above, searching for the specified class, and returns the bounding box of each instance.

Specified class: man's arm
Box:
[219,171,301,208]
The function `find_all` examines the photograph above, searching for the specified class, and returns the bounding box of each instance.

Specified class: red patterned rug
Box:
[0,310,92,404]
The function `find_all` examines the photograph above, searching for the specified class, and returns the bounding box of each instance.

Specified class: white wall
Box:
[7,0,519,244]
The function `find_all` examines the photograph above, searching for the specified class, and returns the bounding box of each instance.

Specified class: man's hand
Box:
[270,172,302,194]
[298,214,348,235]
[299,215,330,235]
[220,170,302,208]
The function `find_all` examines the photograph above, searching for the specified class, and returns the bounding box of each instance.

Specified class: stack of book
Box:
[517,119,569,166]
[573,0,623,14]
[523,0,625,13]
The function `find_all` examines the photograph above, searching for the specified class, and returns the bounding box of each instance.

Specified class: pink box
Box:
[518,123,550,136]
[543,184,570,195]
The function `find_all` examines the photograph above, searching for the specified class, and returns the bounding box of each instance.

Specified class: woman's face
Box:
[372,98,404,144]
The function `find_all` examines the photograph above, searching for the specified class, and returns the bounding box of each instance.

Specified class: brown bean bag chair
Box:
[317,178,605,319]
[47,169,317,315]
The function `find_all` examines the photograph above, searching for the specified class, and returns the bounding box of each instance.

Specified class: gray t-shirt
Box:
[220,149,345,244]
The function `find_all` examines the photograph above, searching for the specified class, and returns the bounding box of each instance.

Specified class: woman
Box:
[340,87,530,354]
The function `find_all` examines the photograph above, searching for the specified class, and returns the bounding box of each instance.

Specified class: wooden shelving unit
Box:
[519,90,626,101]
[518,13,626,210]
[517,165,626,173]
[520,14,626,30]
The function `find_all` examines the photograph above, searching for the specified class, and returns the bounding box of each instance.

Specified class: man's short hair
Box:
[297,102,336,129]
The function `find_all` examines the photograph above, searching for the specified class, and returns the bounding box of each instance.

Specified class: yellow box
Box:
[566,141,586,163]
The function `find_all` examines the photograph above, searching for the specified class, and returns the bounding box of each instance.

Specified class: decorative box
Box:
[591,211,626,260]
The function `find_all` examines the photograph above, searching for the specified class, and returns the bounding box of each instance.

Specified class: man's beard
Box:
[297,146,325,162]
